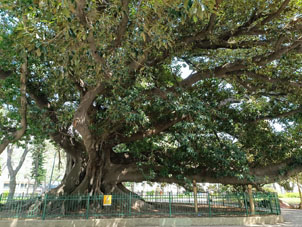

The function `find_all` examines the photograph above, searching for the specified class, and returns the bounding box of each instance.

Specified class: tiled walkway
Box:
[276,209,302,227]
[226,209,302,226]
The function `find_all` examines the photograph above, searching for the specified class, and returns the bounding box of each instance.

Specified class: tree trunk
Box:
[8,176,16,200]
[50,145,136,195]
[31,179,38,196]
[297,176,302,209]
[6,145,29,199]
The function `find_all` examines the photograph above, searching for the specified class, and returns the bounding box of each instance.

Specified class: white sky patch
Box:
[173,58,193,79]
[269,121,285,132]
[180,62,193,79]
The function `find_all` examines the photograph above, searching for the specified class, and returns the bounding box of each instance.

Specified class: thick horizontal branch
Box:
[194,39,271,50]
[253,108,302,123]
[243,71,302,89]
[119,115,187,143]
[115,159,302,185]
[181,38,302,89]
[180,62,244,88]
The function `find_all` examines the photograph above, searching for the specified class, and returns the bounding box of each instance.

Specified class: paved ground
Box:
[224,209,302,227]
[280,209,302,226]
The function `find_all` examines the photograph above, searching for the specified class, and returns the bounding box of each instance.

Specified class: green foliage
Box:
[146,191,155,196]
[262,187,277,193]
[278,192,300,198]
[0,191,9,199]
[1,0,302,189]
[31,142,46,185]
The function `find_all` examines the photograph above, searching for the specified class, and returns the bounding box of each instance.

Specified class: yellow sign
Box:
[103,195,112,206]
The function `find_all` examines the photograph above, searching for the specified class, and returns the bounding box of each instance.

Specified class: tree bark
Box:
[50,143,302,197]
[7,145,29,199]
[297,176,302,209]
[8,176,16,200]
[0,57,28,155]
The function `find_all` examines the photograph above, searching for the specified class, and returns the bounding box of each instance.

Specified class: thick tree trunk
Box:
[50,145,134,195]
[72,149,103,194]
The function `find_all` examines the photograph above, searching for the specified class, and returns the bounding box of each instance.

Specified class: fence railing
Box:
[0,192,281,219]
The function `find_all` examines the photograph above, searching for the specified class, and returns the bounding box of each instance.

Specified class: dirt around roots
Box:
[0,199,277,220]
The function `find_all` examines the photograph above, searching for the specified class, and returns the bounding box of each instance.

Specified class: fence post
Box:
[208,192,211,217]
[169,192,172,217]
[86,194,90,219]
[193,180,198,214]
[268,194,273,214]
[277,193,281,215]
[248,185,255,215]
[129,192,132,216]
[243,193,249,216]
[19,193,24,218]
[42,194,48,220]
[15,195,19,218]
[274,193,280,215]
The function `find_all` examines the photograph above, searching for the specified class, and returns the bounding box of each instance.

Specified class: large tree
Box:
[1,0,302,195]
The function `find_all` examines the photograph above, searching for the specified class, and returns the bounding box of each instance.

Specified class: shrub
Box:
[278,192,300,198]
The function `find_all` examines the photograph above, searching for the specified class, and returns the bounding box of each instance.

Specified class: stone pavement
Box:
[227,209,302,227]
[274,209,302,227]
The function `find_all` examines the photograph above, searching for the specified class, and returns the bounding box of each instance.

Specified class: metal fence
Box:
[0,192,281,219]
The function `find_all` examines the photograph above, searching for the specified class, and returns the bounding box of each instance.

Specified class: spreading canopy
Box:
[1,0,302,194]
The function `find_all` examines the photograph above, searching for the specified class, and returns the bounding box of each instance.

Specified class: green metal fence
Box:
[0,192,281,219]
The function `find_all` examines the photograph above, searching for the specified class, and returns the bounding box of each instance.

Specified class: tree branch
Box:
[6,145,29,177]
[0,69,13,80]
[194,39,272,50]
[180,0,222,44]
[243,71,302,89]
[27,82,85,159]
[15,145,29,173]
[179,62,243,88]
[119,115,187,143]
[254,38,302,65]
[116,159,302,185]
[73,83,107,150]
[259,0,291,26]
[253,108,302,123]
[6,146,14,176]
[110,0,130,49]
[74,0,108,69]
[181,36,302,89]
[87,32,107,66]
[0,57,28,155]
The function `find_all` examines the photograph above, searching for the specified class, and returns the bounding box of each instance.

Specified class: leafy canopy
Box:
[1,0,302,185]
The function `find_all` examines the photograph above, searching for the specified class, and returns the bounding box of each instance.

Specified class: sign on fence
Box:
[103,195,112,206]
